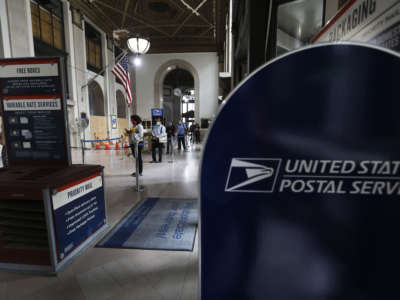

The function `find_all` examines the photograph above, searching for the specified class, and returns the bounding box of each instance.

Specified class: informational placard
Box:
[52,174,106,262]
[0,61,60,95]
[313,0,400,52]
[201,44,400,299]
[111,115,117,129]
[2,96,66,161]
[0,57,70,165]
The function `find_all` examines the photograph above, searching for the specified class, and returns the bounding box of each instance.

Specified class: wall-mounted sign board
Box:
[0,57,71,166]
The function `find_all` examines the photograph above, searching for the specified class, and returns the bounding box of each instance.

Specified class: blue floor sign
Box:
[200,44,400,299]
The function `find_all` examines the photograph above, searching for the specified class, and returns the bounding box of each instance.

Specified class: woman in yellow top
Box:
[127,115,144,176]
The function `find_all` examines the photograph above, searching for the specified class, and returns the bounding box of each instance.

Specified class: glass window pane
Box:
[53,16,63,50]
[40,8,53,45]
[31,2,40,39]
[95,44,101,69]
[86,39,89,63]
[89,41,96,66]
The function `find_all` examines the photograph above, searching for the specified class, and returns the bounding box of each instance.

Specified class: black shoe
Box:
[151,160,157,163]
[131,172,136,176]
[158,161,162,163]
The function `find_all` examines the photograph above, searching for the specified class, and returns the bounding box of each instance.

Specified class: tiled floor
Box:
[0,143,202,300]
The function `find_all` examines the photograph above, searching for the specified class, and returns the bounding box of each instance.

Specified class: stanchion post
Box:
[81,139,85,164]
[134,142,144,192]
[169,136,175,163]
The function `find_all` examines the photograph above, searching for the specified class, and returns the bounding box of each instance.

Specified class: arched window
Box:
[88,81,105,116]
[116,90,127,118]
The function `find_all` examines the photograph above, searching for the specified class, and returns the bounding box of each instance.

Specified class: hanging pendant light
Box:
[127,36,150,54]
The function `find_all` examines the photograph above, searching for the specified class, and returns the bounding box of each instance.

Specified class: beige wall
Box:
[90,116,108,140]
[117,118,129,139]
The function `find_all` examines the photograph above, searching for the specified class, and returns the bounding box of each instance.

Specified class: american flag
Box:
[112,55,133,106]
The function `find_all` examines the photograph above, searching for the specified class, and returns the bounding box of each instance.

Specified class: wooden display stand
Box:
[0,165,106,273]
[0,57,107,273]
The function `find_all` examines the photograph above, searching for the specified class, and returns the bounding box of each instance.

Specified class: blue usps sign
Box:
[201,44,400,299]
[151,108,163,117]
[52,175,106,262]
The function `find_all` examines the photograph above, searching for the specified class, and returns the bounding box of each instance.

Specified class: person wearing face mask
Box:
[151,118,167,163]
[127,115,144,176]
[166,121,175,154]
[176,120,187,151]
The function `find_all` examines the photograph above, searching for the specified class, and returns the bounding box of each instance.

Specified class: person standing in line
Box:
[127,114,144,176]
[152,118,167,162]
[166,121,175,154]
[177,120,187,151]
[193,121,201,144]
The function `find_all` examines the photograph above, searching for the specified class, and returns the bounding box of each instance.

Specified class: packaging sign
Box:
[313,0,400,52]
[0,57,70,165]
[200,44,400,299]
[52,175,106,262]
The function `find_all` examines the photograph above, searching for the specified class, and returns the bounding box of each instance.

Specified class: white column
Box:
[61,0,79,147]
[81,21,91,141]
[107,48,119,138]
[5,0,34,57]
[0,0,11,58]
[62,1,78,105]
[101,33,111,138]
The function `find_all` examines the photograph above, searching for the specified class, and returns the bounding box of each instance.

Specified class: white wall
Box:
[5,0,34,57]
[135,52,219,122]
[0,0,11,58]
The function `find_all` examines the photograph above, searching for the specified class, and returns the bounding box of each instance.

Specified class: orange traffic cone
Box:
[115,141,120,150]
[95,142,100,150]
[105,142,110,150]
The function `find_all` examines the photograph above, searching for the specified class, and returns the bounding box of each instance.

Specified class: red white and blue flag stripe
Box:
[112,55,133,106]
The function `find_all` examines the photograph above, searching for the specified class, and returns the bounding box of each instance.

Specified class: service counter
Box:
[0,164,107,274]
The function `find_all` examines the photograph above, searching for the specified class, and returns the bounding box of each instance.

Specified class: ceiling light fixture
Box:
[127,37,150,54]
[133,57,142,66]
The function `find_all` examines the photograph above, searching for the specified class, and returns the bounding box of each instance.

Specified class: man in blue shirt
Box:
[152,118,166,162]
[176,120,187,151]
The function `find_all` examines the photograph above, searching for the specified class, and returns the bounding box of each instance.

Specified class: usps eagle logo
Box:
[225,158,281,193]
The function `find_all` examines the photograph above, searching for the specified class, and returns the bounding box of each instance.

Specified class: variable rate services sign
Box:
[200,44,400,299]
[52,174,106,262]
[0,57,69,164]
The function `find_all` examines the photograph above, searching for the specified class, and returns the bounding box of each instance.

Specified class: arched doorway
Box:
[116,90,129,137]
[88,81,106,139]
[154,60,200,125]
[163,68,195,125]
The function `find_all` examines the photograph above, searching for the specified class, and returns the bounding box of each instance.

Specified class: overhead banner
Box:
[52,174,106,262]
[0,57,70,165]
[200,44,400,299]
[313,0,400,52]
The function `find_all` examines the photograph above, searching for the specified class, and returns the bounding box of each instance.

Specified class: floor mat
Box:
[96,198,197,251]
